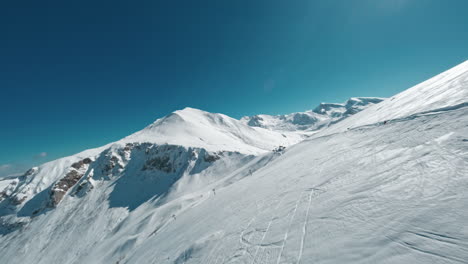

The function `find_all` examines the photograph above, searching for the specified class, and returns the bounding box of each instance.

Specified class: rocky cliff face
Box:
[0,141,253,234]
[49,158,92,207]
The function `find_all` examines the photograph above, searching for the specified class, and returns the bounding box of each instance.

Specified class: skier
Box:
[249,169,253,176]
[383,120,388,125]
[212,188,216,195]
[172,214,176,220]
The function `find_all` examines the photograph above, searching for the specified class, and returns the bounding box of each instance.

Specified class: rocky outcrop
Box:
[291,113,319,125]
[204,153,221,163]
[48,158,93,207]
[246,115,264,127]
[71,158,92,169]
[143,156,173,173]
[11,195,27,205]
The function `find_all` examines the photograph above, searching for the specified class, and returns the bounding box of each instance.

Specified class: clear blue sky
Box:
[1,0,467,176]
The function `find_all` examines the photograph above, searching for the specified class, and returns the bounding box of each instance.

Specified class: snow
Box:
[121,107,304,155]
[321,60,468,135]
[240,97,384,132]
[0,178,15,193]
[1,61,468,263]
[1,104,466,264]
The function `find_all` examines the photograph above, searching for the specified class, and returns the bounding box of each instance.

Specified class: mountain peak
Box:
[173,106,205,115]
[121,107,303,155]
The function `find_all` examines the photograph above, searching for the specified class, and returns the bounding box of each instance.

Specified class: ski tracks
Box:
[297,190,313,264]
[217,187,319,264]
[275,188,317,264]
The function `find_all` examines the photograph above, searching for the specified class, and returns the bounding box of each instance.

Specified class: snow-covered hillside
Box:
[240,97,384,132]
[0,61,467,264]
[121,107,304,155]
[322,60,468,136]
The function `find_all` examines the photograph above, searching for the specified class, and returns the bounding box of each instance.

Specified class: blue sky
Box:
[1,0,468,176]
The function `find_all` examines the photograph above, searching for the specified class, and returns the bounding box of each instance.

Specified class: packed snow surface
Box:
[0,60,467,264]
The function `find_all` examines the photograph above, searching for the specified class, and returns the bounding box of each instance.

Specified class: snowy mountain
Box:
[1,61,468,264]
[121,107,304,155]
[240,97,384,132]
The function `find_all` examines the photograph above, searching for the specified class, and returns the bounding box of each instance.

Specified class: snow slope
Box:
[0,60,467,264]
[107,105,468,264]
[1,98,467,264]
[322,60,468,135]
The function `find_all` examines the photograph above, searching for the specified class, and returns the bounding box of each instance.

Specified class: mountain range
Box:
[0,61,467,264]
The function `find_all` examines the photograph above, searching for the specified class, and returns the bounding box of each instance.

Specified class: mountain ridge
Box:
[240,97,385,132]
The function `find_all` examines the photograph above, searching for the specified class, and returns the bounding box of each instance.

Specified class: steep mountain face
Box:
[0,61,467,264]
[240,97,384,132]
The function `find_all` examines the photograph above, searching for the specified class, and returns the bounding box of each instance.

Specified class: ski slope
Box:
[0,60,467,264]
[117,105,468,264]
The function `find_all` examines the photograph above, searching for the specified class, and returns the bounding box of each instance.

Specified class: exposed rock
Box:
[101,156,119,174]
[19,167,38,181]
[291,113,318,126]
[124,143,134,151]
[143,156,173,173]
[49,158,92,207]
[71,158,92,170]
[11,195,27,205]
[49,170,85,207]
[23,168,37,177]
[273,146,286,153]
[246,115,264,127]
[204,153,220,163]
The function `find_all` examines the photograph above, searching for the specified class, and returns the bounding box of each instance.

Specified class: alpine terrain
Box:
[1,61,468,264]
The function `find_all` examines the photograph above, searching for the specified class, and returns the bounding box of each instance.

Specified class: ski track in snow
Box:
[250,195,286,264]
[276,192,303,264]
[297,189,313,264]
